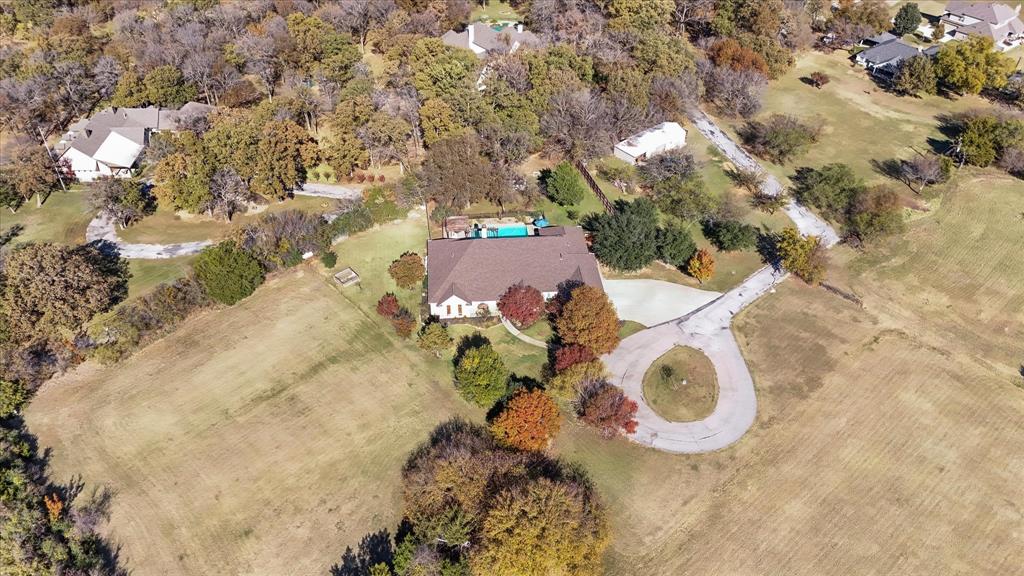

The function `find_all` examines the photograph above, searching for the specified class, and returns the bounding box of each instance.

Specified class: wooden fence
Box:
[573,160,616,214]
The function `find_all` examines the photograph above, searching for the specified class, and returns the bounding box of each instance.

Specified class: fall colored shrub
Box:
[554,344,596,373]
[547,359,606,399]
[686,248,715,284]
[776,227,828,285]
[378,175,386,182]
[44,494,63,522]
[809,71,830,88]
[554,285,620,356]
[388,252,425,290]
[497,283,545,328]
[489,388,562,451]
[577,381,639,438]
[377,292,400,318]
[390,307,417,338]
[417,321,453,356]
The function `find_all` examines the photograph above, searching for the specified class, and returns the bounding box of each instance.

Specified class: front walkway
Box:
[500,316,547,348]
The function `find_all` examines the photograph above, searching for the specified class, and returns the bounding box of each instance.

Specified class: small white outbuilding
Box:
[613,121,687,165]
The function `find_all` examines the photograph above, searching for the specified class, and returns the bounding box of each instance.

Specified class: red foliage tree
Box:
[578,382,638,439]
[489,388,562,451]
[376,292,400,318]
[497,283,545,328]
[554,345,596,373]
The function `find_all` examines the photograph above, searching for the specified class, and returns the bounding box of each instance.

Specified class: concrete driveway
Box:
[604,279,721,327]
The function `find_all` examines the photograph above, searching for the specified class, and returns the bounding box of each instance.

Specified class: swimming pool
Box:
[473,224,530,238]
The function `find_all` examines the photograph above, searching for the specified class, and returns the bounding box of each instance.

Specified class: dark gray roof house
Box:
[855,39,923,78]
[426,226,602,319]
[861,32,898,47]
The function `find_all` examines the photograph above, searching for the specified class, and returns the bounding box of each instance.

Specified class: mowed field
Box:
[27,218,476,575]
[559,169,1024,574]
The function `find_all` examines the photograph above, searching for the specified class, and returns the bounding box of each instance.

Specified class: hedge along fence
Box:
[89,200,385,364]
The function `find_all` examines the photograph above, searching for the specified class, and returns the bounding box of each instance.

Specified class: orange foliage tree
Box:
[554,285,620,356]
[44,493,63,522]
[388,252,425,289]
[708,38,769,76]
[687,248,715,284]
[490,388,562,451]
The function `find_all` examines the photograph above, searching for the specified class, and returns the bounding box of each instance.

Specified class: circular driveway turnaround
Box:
[603,266,784,453]
[603,110,842,454]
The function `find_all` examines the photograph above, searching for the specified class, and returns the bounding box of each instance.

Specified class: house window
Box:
[446,305,451,315]
[457,304,463,316]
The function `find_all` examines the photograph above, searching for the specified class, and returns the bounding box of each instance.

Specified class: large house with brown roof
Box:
[426,226,603,320]
[58,102,214,182]
[941,1,1024,51]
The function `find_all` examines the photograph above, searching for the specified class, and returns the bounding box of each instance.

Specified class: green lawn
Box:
[471,0,521,22]
[126,256,196,299]
[2,189,93,247]
[641,346,718,422]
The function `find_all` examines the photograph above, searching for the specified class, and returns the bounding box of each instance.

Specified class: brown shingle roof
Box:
[427,226,603,303]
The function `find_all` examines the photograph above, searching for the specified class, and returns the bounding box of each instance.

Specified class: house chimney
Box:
[468,24,475,46]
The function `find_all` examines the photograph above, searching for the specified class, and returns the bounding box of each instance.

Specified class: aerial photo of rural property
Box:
[1,0,1023,574]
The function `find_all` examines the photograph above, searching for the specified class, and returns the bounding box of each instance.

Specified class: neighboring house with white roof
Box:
[613,122,687,165]
[940,1,1024,51]
[58,102,214,182]
[441,22,541,58]
[441,22,543,90]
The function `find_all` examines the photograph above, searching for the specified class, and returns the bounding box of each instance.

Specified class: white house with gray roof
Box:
[441,23,541,58]
[941,1,1024,51]
[59,102,214,182]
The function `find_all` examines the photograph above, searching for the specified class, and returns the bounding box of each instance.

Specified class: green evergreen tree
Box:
[545,162,587,206]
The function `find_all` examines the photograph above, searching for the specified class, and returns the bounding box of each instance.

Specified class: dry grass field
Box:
[559,169,1024,575]
[27,218,477,575]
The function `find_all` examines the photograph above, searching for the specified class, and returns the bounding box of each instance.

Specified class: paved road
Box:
[688,109,841,247]
[601,111,842,454]
[86,185,362,260]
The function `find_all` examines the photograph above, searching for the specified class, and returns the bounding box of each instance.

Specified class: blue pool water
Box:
[473,224,529,238]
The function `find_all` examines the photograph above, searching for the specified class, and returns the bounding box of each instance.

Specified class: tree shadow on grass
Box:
[330,529,395,576]
[453,333,490,366]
